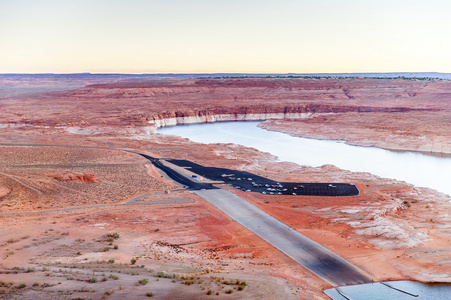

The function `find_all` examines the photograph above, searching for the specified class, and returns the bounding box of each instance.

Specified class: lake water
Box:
[324,281,451,300]
[158,121,451,197]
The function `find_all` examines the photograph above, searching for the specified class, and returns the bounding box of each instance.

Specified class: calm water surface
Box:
[324,281,450,300]
[159,121,451,197]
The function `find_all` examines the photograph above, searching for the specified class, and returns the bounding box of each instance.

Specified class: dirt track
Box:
[0,190,190,216]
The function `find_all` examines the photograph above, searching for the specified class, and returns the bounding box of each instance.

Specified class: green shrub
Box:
[146,291,154,297]
[131,258,137,265]
[107,232,120,239]
[138,278,149,285]
[88,277,97,283]
[156,271,165,278]
[225,289,233,294]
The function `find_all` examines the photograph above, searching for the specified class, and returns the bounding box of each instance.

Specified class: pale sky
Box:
[1,0,450,73]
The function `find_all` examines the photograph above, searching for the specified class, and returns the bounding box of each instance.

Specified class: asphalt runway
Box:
[195,189,371,286]
[136,154,217,190]
[135,152,371,285]
[168,159,359,196]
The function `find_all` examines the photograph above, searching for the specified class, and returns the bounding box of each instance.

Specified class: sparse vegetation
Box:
[107,232,120,239]
[155,271,172,278]
[103,289,115,296]
[138,278,149,285]
[146,291,154,297]
[88,277,97,283]
[131,258,137,265]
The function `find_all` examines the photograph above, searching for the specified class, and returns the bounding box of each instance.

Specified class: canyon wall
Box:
[145,105,423,133]
[148,112,312,133]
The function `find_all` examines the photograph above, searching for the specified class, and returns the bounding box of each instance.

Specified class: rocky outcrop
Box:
[48,171,98,183]
[0,187,11,198]
[145,105,427,133]
[149,112,311,132]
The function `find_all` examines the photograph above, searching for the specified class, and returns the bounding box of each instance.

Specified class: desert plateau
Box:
[0,74,450,300]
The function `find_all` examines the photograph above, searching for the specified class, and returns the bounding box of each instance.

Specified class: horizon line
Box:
[1,71,449,76]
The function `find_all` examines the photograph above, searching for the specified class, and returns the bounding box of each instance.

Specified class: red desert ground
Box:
[0,74,450,299]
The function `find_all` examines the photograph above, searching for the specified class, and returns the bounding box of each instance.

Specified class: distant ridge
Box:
[1,72,450,80]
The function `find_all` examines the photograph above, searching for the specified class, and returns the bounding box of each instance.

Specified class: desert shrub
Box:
[104,289,114,296]
[131,258,137,265]
[146,291,154,297]
[156,271,165,277]
[225,289,233,294]
[109,274,119,280]
[138,278,149,285]
[107,232,120,239]
[88,277,97,283]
